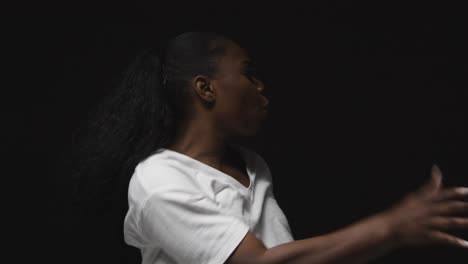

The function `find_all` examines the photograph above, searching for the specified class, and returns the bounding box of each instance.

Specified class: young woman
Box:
[74,32,468,264]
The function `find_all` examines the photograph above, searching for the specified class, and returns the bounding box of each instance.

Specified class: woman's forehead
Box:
[220,41,250,67]
[225,41,249,63]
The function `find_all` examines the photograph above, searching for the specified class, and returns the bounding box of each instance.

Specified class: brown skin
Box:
[166,40,468,263]
[226,166,468,264]
[166,40,267,184]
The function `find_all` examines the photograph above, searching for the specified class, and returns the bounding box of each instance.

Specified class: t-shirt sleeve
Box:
[138,184,251,264]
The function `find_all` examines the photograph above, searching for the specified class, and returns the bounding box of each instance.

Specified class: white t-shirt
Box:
[123,144,294,264]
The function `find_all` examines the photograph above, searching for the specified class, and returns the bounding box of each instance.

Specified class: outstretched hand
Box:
[382,165,468,249]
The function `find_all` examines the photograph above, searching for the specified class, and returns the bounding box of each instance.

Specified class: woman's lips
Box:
[262,102,269,114]
[261,96,269,108]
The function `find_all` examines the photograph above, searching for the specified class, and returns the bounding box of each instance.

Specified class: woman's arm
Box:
[226,212,395,264]
[226,167,468,264]
[259,212,396,264]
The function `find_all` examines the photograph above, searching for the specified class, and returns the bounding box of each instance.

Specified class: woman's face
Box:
[211,41,269,137]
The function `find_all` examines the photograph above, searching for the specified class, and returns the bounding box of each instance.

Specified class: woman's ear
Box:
[192,75,215,104]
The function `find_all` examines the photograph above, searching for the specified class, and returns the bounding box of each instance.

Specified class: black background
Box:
[35,1,468,263]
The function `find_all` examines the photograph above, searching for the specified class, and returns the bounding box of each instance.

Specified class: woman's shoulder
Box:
[129,149,200,196]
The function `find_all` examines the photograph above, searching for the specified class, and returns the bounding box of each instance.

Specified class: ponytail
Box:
[72,33,230,247]
[73,49,174,208]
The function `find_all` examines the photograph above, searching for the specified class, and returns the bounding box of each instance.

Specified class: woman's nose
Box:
[256,78,265,92]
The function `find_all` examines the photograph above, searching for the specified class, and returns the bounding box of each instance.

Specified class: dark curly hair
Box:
[72,32,231,251]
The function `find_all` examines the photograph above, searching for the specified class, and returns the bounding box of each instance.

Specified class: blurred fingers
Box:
[415,165,444,198]
[432,187,468,202]
[426,230,468,248]
[427,216,468,230]
[433,201,468,215]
